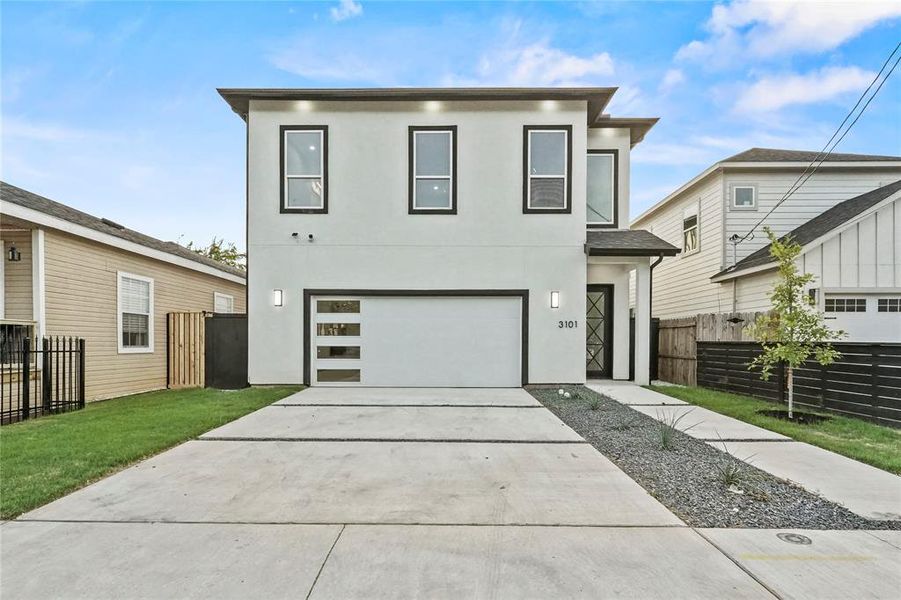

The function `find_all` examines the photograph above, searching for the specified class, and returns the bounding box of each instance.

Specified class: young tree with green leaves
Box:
[745,228,844,419]
[183,237,246,271]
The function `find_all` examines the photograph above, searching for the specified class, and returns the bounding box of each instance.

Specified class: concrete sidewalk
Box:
[593,381,901,521]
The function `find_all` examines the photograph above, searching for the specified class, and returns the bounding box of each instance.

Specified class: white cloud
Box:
[658,68,685,93]
[474,42,614,86]
[734,66,876,113]
[677,0,901,63]
[330,0,362,22]
[1,116,118,142]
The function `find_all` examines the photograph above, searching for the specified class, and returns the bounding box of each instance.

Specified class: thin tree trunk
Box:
[787,366,794,419]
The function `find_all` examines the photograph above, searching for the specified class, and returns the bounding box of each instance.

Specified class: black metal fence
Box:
[697,342,901,428]
[1,337,86,425]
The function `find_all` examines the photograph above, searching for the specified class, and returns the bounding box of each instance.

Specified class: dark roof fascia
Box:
[586,246,680,257]
[217,87,617,124]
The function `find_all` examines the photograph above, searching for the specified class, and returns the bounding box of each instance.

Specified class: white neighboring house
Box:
[220,87,678,388]
[631,148,901,342]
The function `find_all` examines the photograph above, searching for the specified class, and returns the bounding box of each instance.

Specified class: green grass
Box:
[0,385,300,519]
[649,385,901,475]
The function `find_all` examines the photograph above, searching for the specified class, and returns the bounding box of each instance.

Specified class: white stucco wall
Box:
[246,99,617,385]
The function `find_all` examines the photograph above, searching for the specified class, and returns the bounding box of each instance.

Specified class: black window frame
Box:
[523,125,573,214]
[586,148,619,228]
[280,125,329,214]
[408,125,458,215]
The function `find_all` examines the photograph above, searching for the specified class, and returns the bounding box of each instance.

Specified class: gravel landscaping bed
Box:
[531,385,901,530]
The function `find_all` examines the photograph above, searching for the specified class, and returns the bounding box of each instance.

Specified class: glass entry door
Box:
[586,285,613,378]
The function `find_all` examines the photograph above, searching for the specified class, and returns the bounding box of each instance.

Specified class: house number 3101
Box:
[558,320,578,329]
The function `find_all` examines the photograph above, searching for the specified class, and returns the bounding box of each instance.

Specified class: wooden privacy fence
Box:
[167,312,205,389]
[697,342,901,428]
[657,312,766,386]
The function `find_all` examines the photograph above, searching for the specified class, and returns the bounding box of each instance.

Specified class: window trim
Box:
[523,125,573,214]
[682,211,700,256]
[214,292,235,314]
[280,125,329,214]
[586,149,618,228]
[408,125,457,215]
[117,271,154,354]
[730,183,757,211]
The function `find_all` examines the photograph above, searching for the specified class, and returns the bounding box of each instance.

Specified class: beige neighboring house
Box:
[631,148,901,341]
[1,182,246,401]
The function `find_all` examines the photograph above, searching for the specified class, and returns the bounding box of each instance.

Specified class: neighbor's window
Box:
[877,298,900,313]
[682,207,699,254]
[587,150,617,226]
[281,126,327,213]
[214,292,234,314]
[824,297,867,313]
[409,126,456,214]
[524,126,571,213]
[732,185,756,209]
[118,272,153,353]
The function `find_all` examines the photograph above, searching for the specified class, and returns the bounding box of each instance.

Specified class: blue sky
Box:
[2,1,900,248]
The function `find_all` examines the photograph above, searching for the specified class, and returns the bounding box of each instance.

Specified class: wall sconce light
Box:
[7,245,21,262]
[273,289,284,307]
[550,291,560,309]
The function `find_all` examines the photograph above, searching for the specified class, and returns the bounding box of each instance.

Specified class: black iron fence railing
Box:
[1,336,86,425]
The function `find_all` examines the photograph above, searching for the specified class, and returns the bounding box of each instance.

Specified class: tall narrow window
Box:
[682,205,699,254]
[587,149,617,227]
[281,125,328,213]
[524,125,572,213]
[409,126,456,214]
[118,272,153,353]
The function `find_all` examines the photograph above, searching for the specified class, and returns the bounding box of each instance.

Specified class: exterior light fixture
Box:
[550,291,560,309]
[273,289,284,307]
[7,245,21,262]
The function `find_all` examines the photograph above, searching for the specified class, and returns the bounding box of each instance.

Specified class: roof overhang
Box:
[585,229,680,257]
[585,247,680,257]
[590,117,659,147]
[218,87,617,125]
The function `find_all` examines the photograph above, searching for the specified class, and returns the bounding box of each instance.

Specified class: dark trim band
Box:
[522,125,573,215]
[303,289,529,387]
[280,125,329,214]
[586,148,618,229]
[408,126,458,215]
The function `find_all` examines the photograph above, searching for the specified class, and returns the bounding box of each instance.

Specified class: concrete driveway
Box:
[3,387,896,598]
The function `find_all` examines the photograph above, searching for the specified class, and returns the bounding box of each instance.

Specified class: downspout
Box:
[648,254,664,382]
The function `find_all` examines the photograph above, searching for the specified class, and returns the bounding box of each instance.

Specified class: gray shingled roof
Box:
[714,179,901,279]
[586,229,680,256]
[1,181,245,279]
[723,147,901,163]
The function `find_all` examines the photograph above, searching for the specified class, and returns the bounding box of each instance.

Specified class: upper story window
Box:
[587,149,617,227]
[523,125,572,214]
[731,184,757,210]
[118,272,153,353]
[682,205,699,255]
[214,292,235,314]
[281,125,328,214]
[409,126,457,214]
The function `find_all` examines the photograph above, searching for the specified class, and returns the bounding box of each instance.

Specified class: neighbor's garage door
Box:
[311,295,522,387]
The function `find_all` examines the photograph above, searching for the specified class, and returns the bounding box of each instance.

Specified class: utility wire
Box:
[736,41,901,244]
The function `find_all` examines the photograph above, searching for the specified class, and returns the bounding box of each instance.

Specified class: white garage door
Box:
[824,294,901,342]
[311,295,522,387]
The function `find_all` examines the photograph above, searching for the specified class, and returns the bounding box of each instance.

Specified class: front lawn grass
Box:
[649,385,901,475]
[0,385,300,519]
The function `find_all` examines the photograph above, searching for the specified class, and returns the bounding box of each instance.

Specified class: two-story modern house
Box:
[220,88,678,388]
[632,148,901,341]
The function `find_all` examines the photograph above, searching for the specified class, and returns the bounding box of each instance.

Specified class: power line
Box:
[736,41,901,244]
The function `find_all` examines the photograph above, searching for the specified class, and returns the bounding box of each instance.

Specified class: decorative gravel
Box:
[531,385,901,530]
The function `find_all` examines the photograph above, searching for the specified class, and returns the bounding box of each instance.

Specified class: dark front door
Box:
[586,285,613,378]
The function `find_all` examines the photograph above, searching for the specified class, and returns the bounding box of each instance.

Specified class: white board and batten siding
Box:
[724,169,901,262]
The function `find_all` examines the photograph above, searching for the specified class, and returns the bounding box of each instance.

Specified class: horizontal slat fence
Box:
[697,342,901,428]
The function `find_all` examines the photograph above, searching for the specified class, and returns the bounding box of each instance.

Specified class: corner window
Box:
[825,297,867,313]
[523,125,572,213]
[731,185,756,210]
[587,149,617,227]
[214,292,234,314]
[118,272,153,353]
[409,126,456,214]
[682,206,699,254]
[281,125,328,213]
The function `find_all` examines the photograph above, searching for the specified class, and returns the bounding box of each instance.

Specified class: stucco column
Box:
[633,261,651,385]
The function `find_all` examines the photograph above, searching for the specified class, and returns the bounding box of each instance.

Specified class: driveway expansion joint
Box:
[691,528,784,600]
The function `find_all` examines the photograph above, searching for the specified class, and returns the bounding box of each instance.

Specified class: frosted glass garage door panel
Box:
[361,297,521,387]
